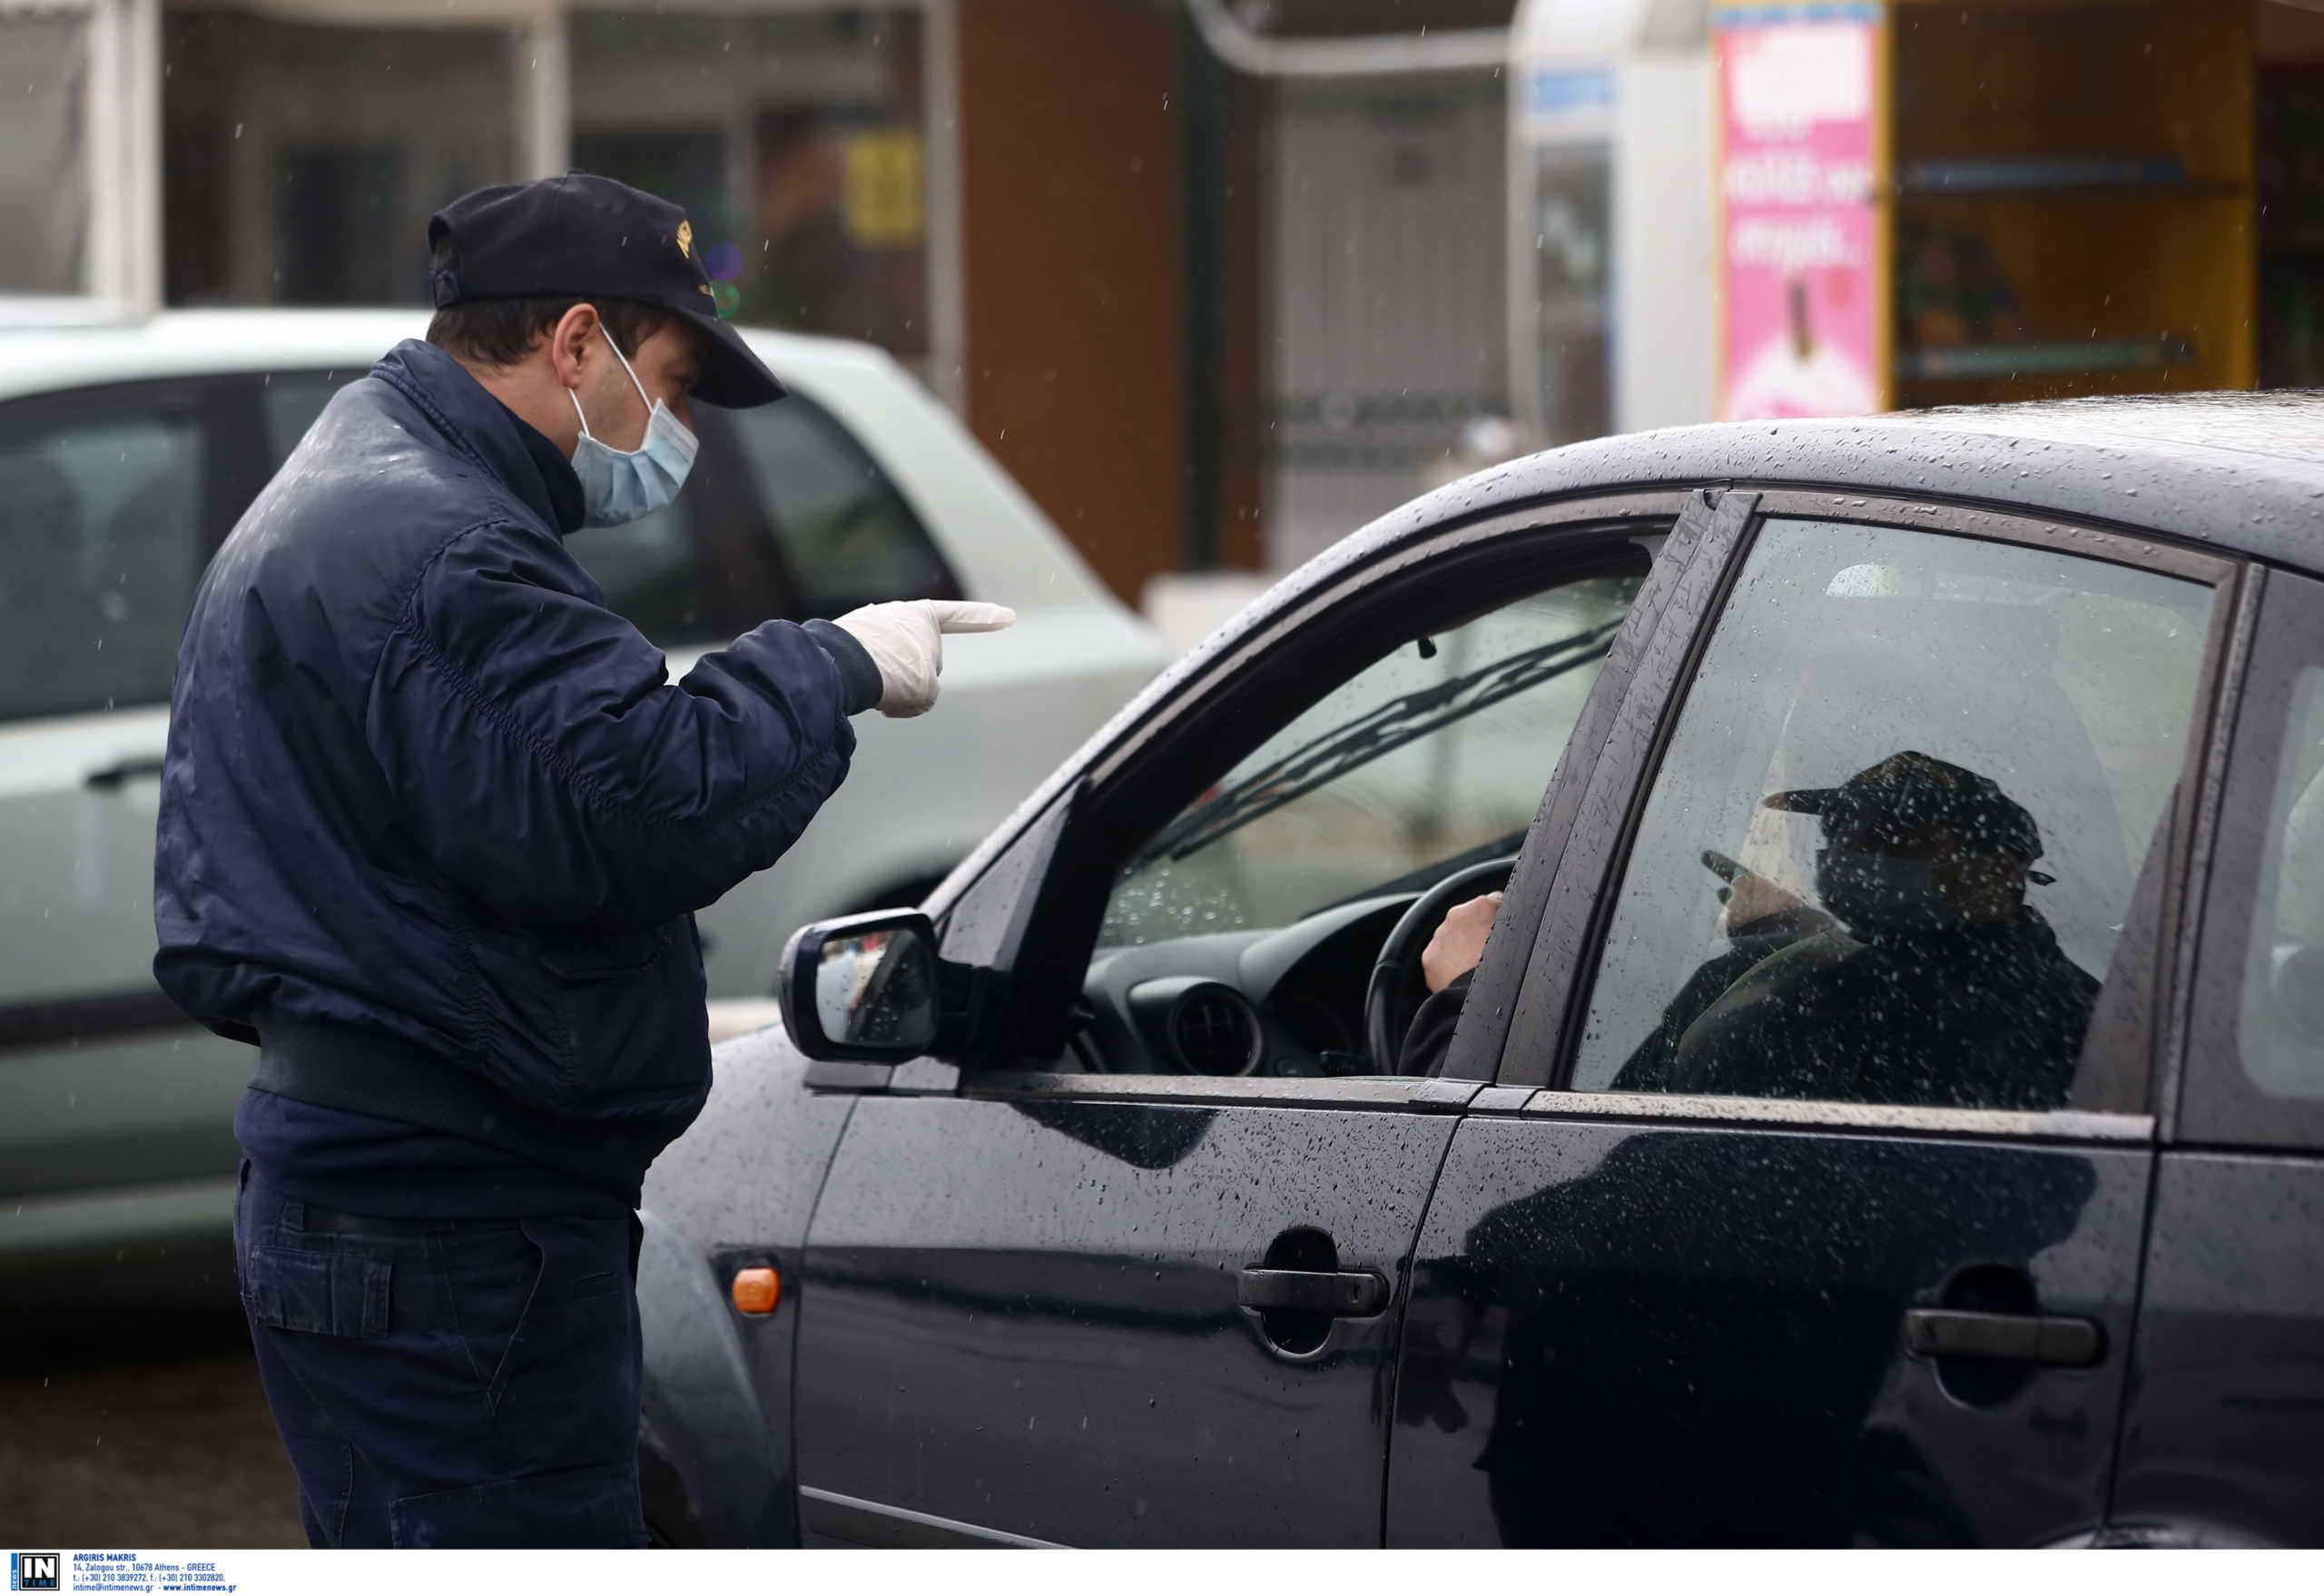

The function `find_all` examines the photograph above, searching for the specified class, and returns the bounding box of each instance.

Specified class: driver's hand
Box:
[1423,892,1502,993]
[1723,870,1805,933]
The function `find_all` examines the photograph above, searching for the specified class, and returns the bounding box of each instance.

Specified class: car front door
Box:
[789,492,1698,1546]
[1389,494,2240,1546]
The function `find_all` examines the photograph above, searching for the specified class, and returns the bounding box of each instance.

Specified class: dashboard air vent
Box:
[1169,984,1261,1076]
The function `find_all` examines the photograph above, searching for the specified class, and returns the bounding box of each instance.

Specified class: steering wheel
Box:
[1364,856,1518,1074]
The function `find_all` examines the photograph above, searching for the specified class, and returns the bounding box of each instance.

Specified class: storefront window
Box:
[1512,65,1612,449]
[1527,135,1611,444]
[571,6,930,360]
[163,14,516,306]
[0,12,90,296]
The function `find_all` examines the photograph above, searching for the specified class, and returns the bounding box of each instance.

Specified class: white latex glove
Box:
[832,599,1017,718]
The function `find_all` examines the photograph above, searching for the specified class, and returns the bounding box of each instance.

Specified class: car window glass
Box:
[724,389,954,616]
[1570,516,2216,1111]
[2233,662,2324,1099]
[564,504,723,642]
[0,403,207,720]
[1101,572,1643,950]
[261,369,357,463]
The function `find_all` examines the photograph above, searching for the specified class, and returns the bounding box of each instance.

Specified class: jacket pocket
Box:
[531,920,705,1109]
[242,1245,391,1339]
[536,925,670,982]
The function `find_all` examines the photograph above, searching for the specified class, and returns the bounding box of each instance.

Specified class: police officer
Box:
[153,172,1011,1548]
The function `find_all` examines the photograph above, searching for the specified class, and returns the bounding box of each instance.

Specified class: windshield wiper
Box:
[1126,618,1622,872]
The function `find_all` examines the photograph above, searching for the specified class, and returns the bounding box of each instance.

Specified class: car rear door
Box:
[2111,566,2324,1547]
[789,492,1705,1547]
[0,374,265,1249]
[1389,492,2243,1546]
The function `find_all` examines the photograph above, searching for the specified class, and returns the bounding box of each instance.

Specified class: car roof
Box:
[1360,390,2324,576]
[0,308,898,402]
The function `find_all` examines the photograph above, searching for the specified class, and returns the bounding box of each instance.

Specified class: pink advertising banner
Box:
[1718,4,1882,420]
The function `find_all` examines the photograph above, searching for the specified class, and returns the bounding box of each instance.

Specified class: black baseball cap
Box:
[1764,750,2055,882]
[428,171,784,409]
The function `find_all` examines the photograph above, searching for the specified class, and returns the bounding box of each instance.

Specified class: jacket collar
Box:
[369,339,585,537]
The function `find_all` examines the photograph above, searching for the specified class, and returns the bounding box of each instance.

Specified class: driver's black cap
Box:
[428,172,784,409]
[1764,749,2055,882]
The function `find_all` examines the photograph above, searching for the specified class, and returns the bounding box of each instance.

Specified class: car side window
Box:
[0,390,211,721]
[260,369,355,462]
[2234,660,2324,1099]
[565,504,724,642]
[723,389,957,616]
[1102,571,1644,950]
[2181,568,2324,1143]
[1568,515,2219,1112]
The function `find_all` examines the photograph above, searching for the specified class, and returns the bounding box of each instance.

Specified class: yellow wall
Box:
[1888,0,2257,404]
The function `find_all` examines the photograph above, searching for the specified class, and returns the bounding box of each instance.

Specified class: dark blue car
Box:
[636,394,2324,1548]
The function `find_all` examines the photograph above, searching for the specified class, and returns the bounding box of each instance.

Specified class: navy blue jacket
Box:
[155,340,867,1197]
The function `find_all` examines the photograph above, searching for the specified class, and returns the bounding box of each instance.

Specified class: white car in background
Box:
[0,310,1163,1283]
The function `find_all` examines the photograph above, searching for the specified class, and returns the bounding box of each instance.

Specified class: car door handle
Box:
[1236,1267,1388,1317]
[85,754,168,790]
[1903,1307,2105,1367]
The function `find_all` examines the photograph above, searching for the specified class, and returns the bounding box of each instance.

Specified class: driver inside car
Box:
[1399,750,2101,1109]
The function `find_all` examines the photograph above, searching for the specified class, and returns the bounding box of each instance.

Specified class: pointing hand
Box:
[832,599,1018,718]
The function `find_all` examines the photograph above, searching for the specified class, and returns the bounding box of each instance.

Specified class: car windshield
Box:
[1122,615,1623,877]
[1098,574,1642,950]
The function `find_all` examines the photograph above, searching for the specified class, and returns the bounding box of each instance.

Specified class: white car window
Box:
[0,398,208,720]
[724,391,955,616]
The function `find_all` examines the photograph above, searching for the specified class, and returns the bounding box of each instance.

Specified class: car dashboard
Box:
[1066,894,1415,1077]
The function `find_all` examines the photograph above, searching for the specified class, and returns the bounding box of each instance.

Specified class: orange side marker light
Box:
[732,1266,781,1315]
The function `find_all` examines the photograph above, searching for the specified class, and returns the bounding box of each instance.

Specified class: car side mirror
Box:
[778,910,960,1061]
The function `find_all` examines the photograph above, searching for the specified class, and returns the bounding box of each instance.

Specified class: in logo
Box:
[9,1553,58,1592]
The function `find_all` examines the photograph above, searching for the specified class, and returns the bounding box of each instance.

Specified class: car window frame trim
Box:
[1434,488,1740,1082]
[960,1070,1483,1113]
[1498,1088,2157,1144]
[1497,486,2242,1143]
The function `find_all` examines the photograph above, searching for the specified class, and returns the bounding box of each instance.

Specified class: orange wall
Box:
[958,0,1187,604]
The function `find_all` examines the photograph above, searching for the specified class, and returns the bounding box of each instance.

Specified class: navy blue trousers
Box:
[234,1162,647,1548]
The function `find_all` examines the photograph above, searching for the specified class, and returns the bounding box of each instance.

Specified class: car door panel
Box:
[2114,568,2324,1546]
[788,504,1690,1547]
[796,1085,1464,1546]
[2111,1152,2324,1544]
[1386,498,2240,1546]
[1390,1110,2150,1546]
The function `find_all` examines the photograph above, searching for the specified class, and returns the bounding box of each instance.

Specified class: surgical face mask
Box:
[1814,845,1967,935]
[568,334,698,527]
